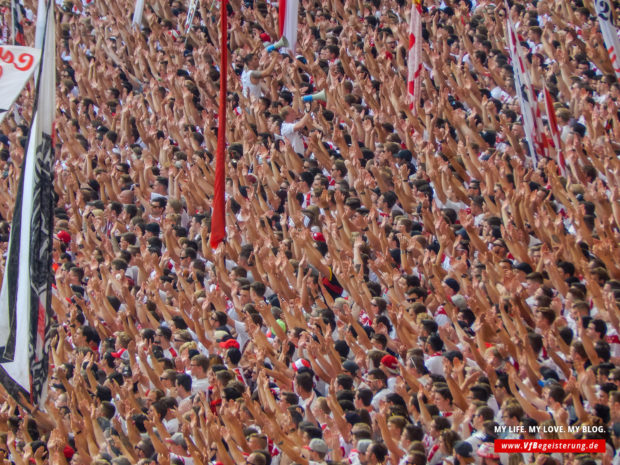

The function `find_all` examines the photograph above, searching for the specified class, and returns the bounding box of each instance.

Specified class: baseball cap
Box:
[454,441,473,458]
[56,230,71,244]
[219,339,240,350]
[343,360,359,374]
[380,354,399,372]
[167,432,187,449]
[308,438,328,454]
[312,231,326,242]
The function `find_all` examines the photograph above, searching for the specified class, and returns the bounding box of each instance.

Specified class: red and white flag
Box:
[594,0,620,77]
[505,6,545,167]
[542,83,566,177]
[0,45,41,124]
[407,0,423,114]
[278,0,298,53]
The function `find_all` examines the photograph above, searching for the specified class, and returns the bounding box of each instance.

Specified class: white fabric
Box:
[281,121,304,154]
[241,69,263,99]
[0,46,41,125]
[280,0,299,53]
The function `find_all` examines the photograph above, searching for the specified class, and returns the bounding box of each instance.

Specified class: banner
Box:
[0,46,41,125]
[278,0,298,53]
[210,0,227,248]
[184,0,199,35]
[594,0,620,77]
[505,7,545,167]
[0,0,54,405]
[407,0,423,114]
[542,83,566,177]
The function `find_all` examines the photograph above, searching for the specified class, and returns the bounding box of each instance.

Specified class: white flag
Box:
[594,0,620,77]
[0,46,41,125]
[0,0,54,405]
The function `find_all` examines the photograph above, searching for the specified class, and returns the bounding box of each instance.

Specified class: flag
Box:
[132,0,145,27]
[11,0,26,45]
[0,0,55,404]
[184,0,199,35]
[594,0,620,77]
[0,45,41,125]
[278,0,298,53]
[407,0,423,114]
[542,83,566,177]
[505,5,545,167]
[210,0,227,248]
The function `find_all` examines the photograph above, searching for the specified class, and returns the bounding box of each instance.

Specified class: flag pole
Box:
[210,0,227,248]
[10,0,15,45]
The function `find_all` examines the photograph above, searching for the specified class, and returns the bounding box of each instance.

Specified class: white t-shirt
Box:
[191,376,209,394]
[281,121,305,155]
[241,69,262,99]
[425,354,445,376]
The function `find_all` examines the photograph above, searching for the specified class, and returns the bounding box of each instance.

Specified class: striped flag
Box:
[505,6,545,167]
[278,0,298,53]
[0,0,55,404]
[594,0,620,77]
[542,83,566,177]
[407,0,423,114]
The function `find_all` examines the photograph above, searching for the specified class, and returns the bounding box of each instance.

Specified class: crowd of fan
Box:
[1,0,620,464]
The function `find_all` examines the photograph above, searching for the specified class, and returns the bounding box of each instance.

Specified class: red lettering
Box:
[0,47,35,72]
[0,47,15,65]
[14,53,34,71]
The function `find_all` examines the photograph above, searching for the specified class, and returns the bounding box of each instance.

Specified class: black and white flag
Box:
[0,0,55,404]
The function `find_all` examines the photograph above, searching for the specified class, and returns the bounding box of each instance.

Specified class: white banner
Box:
[0,45,41,125]
[594,0,620,77]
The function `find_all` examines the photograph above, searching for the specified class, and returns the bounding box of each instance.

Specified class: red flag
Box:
[210,0,228,249]
[542,83,566,177]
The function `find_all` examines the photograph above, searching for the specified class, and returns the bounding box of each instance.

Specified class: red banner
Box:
[209,0,227,249]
